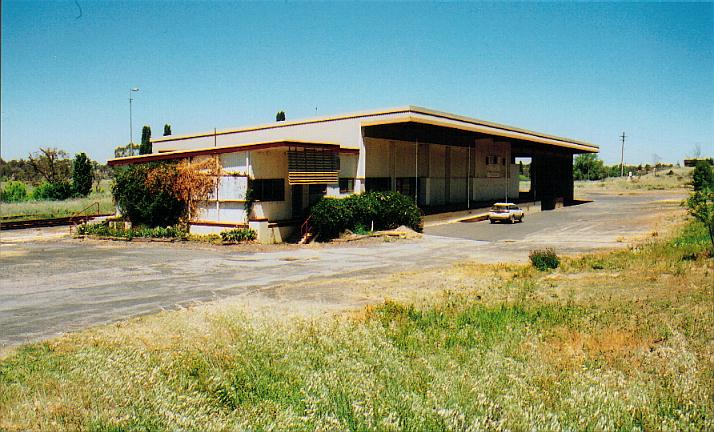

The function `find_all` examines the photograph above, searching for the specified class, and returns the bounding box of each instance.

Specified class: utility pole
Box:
[619,131,626,177]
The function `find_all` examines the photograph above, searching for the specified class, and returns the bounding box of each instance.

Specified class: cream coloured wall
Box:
[339,153,358,178]
[249,149,292,221]
[192,149,293,226]
[394,141,418,177]
[472,163,519,201]
[429,145,446,177]
[153,116,363,153]
[364,138,390,177]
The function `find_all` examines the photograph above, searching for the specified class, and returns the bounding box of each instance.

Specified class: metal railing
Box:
[299,215,313,244]
[68,201,101,234]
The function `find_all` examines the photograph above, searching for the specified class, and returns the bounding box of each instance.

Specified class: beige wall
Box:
[362,137,518,205]
[249,149,292,221]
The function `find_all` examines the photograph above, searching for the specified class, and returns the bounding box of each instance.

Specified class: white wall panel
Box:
[219,202,247,222]
[217,176,248,201]
[220,151,249,173]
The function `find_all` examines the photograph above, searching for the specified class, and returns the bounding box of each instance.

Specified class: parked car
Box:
[488,203,524,223]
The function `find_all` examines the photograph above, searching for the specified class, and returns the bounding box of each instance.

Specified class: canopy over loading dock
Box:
[108,106,598,242]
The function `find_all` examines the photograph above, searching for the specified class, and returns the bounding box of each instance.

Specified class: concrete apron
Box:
[423,201,541,228]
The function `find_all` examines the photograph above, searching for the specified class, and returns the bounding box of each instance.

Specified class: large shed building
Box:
[108,106,598,242]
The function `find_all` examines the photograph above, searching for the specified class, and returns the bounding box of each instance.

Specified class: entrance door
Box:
[292,185,304,218]
[308,184,326,207]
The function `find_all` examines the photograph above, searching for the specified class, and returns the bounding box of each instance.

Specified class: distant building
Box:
[684,158,713,167]
[108,106,599,242]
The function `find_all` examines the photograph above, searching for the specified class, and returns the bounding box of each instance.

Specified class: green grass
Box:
[1,221,712,431]
[0,180,114,221]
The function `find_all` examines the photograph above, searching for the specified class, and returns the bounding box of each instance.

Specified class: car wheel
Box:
[519,215,524,223]
[490,219,495,224]
[509,215,515,224]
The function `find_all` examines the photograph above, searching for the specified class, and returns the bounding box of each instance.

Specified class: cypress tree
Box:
[139,125,152,155]
[163,124,172,136]
[276,111,286,122]
[72,152,93,197]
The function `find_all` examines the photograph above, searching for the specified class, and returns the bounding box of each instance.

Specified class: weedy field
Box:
[1,221,712,431]
[575,167,691,192]
[0,180,114,222]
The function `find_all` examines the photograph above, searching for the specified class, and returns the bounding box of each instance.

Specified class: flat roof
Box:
[108,140,356,167]
[151,105,598,152]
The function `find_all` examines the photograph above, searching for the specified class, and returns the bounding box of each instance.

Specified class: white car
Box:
[488,203,524,224]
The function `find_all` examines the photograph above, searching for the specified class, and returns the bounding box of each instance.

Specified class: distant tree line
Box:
[0,148,112,202]
[573,154,676,181]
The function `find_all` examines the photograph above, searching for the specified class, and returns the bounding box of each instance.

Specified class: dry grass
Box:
[0,221,712,431]
[0,180,114,221]
[575,167,692,193]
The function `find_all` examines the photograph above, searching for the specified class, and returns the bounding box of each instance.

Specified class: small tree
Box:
[276,111,286,122]
[28,148,72,184]
[72,152,94,197]
[163,124,172,136]
[687,188,714,252]
[573,153,606,181]
[691,160,714,192]
[139,125,152,155]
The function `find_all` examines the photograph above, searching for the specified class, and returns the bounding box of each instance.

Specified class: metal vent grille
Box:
[287,150,339,185]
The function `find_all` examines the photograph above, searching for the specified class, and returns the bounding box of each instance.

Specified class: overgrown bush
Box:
[112,159,220,228]
[310,191,422,240]
[691,160,714,192]
[112,163,185,227]
[1,181,28,202]
[219,227,257,243]
[77,221,188,240]
[31,181,74,201]
[529,248,560,271]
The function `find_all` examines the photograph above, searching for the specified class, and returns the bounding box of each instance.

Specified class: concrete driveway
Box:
[425,192,679,248]
[0,191,684,348]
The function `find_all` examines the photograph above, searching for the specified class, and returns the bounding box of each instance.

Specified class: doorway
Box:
[292,185,304,218]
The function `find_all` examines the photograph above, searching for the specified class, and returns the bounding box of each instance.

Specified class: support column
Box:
[355,128,367,193]
[445,147,451,204]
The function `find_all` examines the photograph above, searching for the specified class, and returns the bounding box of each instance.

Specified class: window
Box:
[251,179,284,202]
[365,177,391,192]
[339,178,354,193]
[396,177,416,197]
[486,155,500,165]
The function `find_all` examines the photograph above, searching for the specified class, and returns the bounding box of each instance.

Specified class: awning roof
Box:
[361,112,598,153]
[108,140,358,166]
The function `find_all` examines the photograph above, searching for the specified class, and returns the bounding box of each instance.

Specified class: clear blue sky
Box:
[2,1,712,164]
